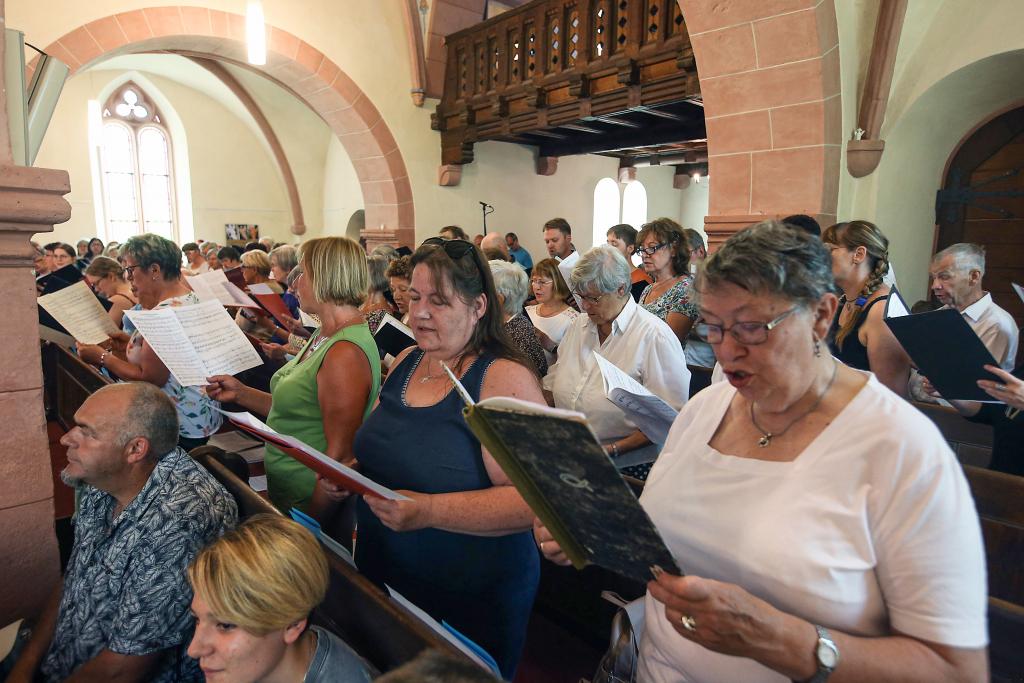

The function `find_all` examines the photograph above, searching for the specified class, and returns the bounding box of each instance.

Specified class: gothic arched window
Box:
[99,83,176,243]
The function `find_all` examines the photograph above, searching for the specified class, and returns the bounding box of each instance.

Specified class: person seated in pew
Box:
[4,382,237,683]
[543,245,690,479]
[525,258,579,369]
[348,236,543,680]
[925,363,1024,477]
[85,255,137,328]
[535,220,989,683]
[489,259,548,377]
[76,234,224,451]
[187,514,372,683]
[605,223,652,301]
[373,650,497,682]
[636,218,700,350]
[205,237,381,518]
[822,220,911,397]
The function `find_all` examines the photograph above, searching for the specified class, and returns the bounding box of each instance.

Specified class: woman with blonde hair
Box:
[84,255,137,327]
[206,237,382,516]
[188,514,372,682]
[237,249,285,341]
[822,220,911,396]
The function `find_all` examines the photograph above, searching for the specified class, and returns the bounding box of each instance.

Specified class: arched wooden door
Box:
[936,105,1024,325]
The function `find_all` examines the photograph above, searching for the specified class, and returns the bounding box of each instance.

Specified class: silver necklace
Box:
[749,360,838,448]
[419,353,464,383]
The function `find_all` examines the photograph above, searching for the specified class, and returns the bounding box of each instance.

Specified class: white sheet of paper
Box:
[557,251,584,309]
[380,312,414,338]
[883,287,911,318]
[1013,282,1024,304]
[298,308,320,327]
[37,281,120,345]
[187,270,258,308]
[247,282,275,295]
[125,301,262,386]
[216,410,409,501]
[594,353,679,446]
[247,475,268,492]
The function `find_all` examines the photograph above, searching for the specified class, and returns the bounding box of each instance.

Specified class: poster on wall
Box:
[225,223,259,242]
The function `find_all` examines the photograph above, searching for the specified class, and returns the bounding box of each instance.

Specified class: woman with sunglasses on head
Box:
[535,221,987,683]
[636,218,699,348]
[75,234,223,450]
[525,258,579,367]
[349,236,544,680]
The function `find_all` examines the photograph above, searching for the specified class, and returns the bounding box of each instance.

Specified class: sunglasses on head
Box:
[421,236,476,259]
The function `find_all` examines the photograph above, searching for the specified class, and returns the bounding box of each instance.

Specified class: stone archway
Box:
[676,0,841,246]
[42,6,415,246]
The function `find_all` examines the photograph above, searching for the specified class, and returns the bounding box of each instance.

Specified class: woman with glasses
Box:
[543,246,690,475]
[236,249,285,342]
[75,234,223,450]
[206,237,380,517]
[636,218,700,348]
[525,258,579,367]
[606,223,653,301]
[350,237,544,679]
[536,221,987,683]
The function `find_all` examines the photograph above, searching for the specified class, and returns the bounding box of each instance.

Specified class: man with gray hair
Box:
[8,383,237,682]
[930,243,1017,370]
[543,246,689,478]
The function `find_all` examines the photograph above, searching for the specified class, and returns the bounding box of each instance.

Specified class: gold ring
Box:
[680,615,697,632]
[539,541,546,552]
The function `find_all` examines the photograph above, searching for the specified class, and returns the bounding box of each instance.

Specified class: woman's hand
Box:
[107,331,131,356]
[260,342,288,361]
[978,364,1024,410]
[204,375,246,403]
[75,342,108,366]
[533,518,571,566]
[647,572,813,678]
[364,491,434,532]
[315,474,352,502]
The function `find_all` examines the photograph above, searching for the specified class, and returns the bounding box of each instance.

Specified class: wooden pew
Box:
[188,446,475,675]
[41,341,112,430]
[913,401,993,468]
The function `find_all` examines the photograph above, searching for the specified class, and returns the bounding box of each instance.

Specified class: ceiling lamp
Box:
[246,0,266,65]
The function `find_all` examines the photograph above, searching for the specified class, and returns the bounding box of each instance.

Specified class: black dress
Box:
[965,364,1024,476]
[827,295,888,371]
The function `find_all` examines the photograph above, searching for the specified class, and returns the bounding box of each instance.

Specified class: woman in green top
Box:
[206,237,381,517]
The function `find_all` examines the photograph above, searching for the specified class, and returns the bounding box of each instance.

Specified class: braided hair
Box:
[822,220,890,350]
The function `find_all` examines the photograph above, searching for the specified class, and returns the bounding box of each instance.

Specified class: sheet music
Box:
[298,308,320,327]
[187,270,258,308]
[124,307,209,386]
[1013,282,1024,304]
[174,301,263,378]
[883,286,911,319]
[557,251,584,310]
[594,353,678,445]
[37,281,120,344]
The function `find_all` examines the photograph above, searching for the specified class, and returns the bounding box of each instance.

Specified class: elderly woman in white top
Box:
[490,259,547,376]
[536,221,987,682]
[543,246,690,470]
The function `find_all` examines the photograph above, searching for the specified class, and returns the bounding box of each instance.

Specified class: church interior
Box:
[1,0,1023,681]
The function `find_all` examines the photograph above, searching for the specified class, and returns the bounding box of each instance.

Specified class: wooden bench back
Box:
[41,342,112,430]
[189,447,470,674]
[913,401,993,468]
[962,465,1024,605]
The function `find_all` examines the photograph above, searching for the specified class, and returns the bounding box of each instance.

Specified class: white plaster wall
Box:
[321,135,364,239]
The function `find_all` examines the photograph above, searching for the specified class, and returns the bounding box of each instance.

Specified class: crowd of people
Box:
[12,211,1017,682]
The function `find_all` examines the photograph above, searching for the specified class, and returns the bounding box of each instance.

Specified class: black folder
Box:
[373,315,416,358]
[883,287,999,401]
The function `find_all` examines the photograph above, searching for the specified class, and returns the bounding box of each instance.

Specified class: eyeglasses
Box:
[122,264,142,279]
[572,289,616,306]
[696,307,797,345]
[637,242,669,256]
[530,277,553,286]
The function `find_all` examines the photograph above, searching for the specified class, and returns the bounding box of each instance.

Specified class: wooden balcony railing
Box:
[432,0,701,168]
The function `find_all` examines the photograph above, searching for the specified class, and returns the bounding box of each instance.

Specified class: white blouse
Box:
[526,304,579,368]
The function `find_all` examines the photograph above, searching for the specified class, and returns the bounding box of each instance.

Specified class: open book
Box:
[38,280,120,345]
[884,286,1000,401]
[218,409,408,501]
[373,313,416,359]
[247,282,294,327]
[594,353,679,446]
[443,364,679,582]
[186,270,259,308]
[124,300,263,386]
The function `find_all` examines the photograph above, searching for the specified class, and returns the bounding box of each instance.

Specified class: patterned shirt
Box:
[41,448,238,682]
[505,313,548,377]
[639,278,700,347]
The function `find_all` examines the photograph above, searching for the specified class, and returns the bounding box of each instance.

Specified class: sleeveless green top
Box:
[265,322,381,512]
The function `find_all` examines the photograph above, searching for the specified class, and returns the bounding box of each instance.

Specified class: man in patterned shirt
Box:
[6,382,237,682]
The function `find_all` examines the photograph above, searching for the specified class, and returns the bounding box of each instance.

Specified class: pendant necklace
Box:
[750,359,838,448]
[420,353,465,384]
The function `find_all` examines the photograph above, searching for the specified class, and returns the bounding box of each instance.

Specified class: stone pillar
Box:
[0,3,73,623]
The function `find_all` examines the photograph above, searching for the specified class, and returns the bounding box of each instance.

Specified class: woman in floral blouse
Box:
[636,218,699,349]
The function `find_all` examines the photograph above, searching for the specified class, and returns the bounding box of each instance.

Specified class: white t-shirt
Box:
[526,304,580,368]
[637,375,987,683]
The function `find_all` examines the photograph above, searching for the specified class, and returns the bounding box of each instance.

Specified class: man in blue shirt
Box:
[505,232,533,272]
[7,382,237,683]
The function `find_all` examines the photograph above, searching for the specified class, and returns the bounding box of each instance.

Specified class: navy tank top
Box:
[828,295,888,371]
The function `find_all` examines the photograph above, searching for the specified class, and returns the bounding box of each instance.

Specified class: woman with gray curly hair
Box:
[489,259,547,376]
[542,245,690,473]
[536,221,987,682]
[75,233,222,449]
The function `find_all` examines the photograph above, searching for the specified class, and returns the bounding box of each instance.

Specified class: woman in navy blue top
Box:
[349,238,543,679]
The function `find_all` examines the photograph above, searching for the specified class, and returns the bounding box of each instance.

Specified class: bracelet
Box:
[99,350,109,367]
[610,442,619,458]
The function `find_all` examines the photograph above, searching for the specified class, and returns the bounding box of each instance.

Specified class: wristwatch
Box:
[806,624,839,683]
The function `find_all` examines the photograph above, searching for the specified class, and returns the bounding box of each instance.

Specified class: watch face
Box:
[817,640,839,668]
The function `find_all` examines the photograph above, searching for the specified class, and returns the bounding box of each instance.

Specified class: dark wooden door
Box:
[936,106,1024,326]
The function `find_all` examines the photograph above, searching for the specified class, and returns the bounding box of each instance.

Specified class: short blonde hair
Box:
[300,237,367,307]
[188,514,329,635]
[240,249,272,278]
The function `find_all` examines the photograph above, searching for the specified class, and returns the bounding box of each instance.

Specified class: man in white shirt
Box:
[181,242,209,275]
[543,217,574,260]
[930,243,1017,370]
[543,246,690,468]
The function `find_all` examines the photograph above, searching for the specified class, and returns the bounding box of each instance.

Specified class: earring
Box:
[813,336,822,358]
